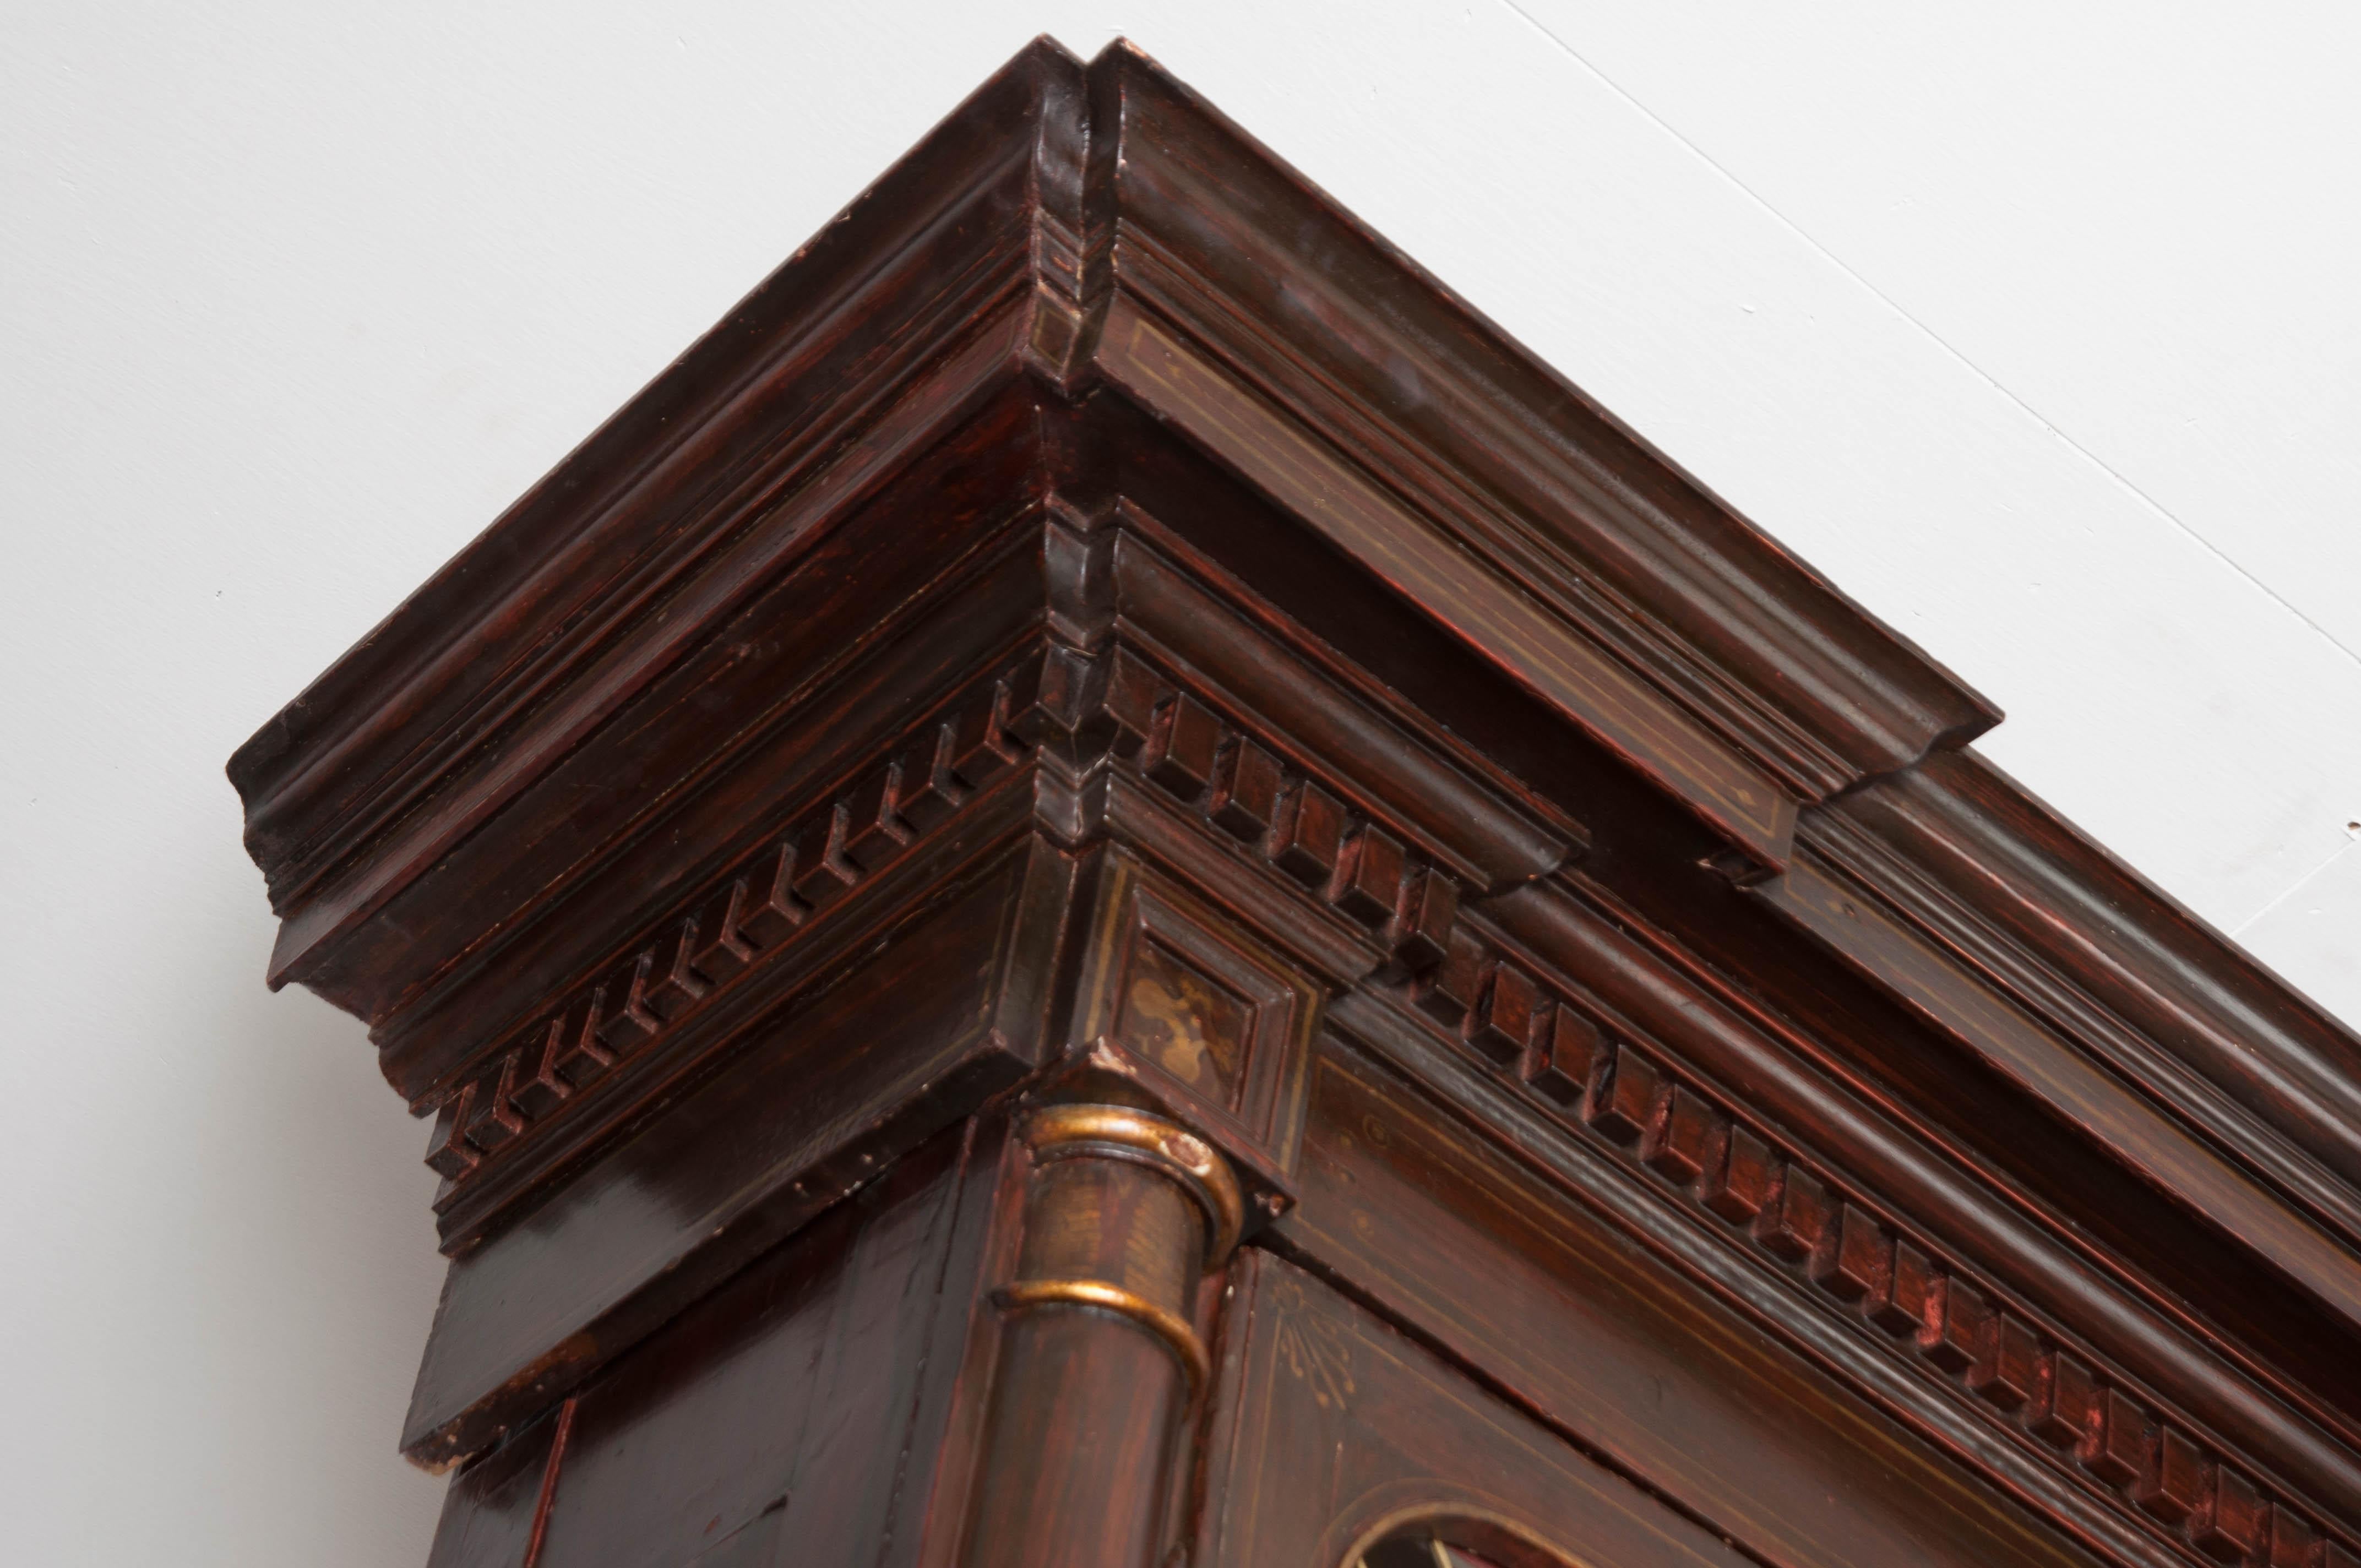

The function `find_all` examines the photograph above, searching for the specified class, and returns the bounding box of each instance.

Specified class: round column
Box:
[964,1103,1243,1568]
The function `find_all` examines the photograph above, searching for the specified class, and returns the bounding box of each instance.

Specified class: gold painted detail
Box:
[1118,943,1248,1102]
[1271,1276,1356,1412]
[1019,1103,1245,1264]
[993,1277,1214,1391]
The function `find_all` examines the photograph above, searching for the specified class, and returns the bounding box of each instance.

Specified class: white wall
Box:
[3,5,2353,1562]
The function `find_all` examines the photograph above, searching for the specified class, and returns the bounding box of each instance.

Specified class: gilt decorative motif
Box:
[420,631,1479,1197]
[1270,1276,1358,1413]
[1120,944,1250,1102]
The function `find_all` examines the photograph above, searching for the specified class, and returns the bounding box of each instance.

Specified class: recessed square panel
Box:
[1117,936,1255,1109]
[1072,851,1324,1186]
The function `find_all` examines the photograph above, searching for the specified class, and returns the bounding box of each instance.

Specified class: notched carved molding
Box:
[222,41,2361,1556]
[1097,641,1471,979]
[414,582,1552,1244]
[1753,842,2361,1369]
[1103,521,1578,892]
[1791,765,2361,1260]
[418,658,1038,1216]
[1373,905,2361,1568]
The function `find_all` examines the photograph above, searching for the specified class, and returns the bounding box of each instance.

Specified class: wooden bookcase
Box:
[229,37,2361,1568]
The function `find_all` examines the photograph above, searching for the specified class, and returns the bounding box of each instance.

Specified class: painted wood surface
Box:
[10,22,2357,1568]
[214,36,2361,1568]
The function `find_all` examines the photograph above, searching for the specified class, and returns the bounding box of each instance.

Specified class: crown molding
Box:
[1796,750,2361,1218]
[225,37,2361,1543]
[229,36,1998,981]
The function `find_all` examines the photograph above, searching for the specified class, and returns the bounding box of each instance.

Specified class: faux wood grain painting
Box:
[229,36,2361,1568]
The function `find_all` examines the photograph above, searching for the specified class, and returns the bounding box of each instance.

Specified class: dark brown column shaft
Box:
[963,1104,1242,1568]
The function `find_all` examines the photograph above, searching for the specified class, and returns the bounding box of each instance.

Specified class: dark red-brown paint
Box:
[230,35,2361,1568]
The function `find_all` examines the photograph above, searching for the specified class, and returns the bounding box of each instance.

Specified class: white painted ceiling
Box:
[3,5,2354,1562]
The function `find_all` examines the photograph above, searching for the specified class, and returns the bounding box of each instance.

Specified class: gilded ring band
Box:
[992,1278,1214,1391]
[1018,1103,1245,1264]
